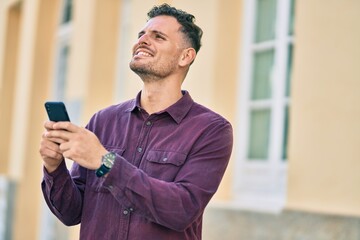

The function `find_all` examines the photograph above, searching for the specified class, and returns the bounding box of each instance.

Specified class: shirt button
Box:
[162,157,168,162]
[123,210,129,215]
[146,121,152,126]
[137,147,143,153]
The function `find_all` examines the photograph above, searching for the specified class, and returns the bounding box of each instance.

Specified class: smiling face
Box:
[129,15,189,82]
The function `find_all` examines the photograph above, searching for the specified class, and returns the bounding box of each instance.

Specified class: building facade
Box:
[0,0,359,239]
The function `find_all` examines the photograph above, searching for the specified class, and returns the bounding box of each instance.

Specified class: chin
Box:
[130,65,149,76]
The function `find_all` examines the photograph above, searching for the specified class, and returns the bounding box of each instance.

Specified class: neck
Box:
[140,80,183,114]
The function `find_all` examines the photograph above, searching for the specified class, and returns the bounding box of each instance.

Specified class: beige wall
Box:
[68,0,121,122]
[0,1,21,174]
[9,1,60,239]
[0,0,61,239]
[1,0,360,239]
[287,0,360,216]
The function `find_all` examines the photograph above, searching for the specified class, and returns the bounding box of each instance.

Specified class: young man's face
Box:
[129,15,188,81]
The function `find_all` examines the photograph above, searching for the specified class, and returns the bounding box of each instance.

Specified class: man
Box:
[40,4,233,240]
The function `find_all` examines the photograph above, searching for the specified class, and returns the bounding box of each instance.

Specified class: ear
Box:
[179,48,196,67]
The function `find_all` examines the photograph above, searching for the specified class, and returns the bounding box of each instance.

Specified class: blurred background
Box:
[0,0,359,239]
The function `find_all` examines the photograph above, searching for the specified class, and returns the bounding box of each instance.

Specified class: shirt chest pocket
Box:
[144,150,187,182]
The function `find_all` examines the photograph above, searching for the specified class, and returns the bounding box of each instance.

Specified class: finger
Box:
[40,136,61,152]
[41,147,63,161]
[60,143,75,161]
[39,139,63,159]
[44,121,57,131]
[53,122,79,133]
[45,129,72,141]
[42,131,61,142]
[47,136,67,145]
[59,141,70,152]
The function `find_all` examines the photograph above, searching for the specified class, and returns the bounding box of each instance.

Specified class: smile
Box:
[136,51,153,57]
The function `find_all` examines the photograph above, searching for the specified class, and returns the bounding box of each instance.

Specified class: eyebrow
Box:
[138,30,169,38]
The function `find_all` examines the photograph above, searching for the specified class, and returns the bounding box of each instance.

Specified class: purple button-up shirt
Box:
[42,91,233,240]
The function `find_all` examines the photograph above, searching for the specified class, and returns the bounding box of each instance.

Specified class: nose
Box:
[137,33,150,46]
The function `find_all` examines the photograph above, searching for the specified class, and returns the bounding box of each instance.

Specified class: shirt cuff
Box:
[102,155,137,200]
[43,160,69,189]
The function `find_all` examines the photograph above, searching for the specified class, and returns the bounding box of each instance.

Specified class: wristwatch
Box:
[95,152,116,177]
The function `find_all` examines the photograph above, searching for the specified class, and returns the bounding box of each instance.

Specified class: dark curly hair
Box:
[147,4,203,53]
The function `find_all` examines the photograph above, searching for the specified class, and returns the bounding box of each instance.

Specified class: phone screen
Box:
[45,102,71,122]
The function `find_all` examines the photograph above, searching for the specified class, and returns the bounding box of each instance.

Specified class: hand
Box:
[44,121,108,170]
[39,121,65,173]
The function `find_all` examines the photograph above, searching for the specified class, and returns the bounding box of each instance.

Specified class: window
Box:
[54,44,70,100]
[60,0,72,24]
[53,0,72,101]
[0,177,15,239]
[234,0,295,212]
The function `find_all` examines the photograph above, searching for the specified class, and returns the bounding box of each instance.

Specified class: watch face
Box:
[102,152,115,168]
[103,159,113,168]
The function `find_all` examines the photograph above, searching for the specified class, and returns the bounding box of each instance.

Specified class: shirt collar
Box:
[127,90,194,124]
[166,90,194,124]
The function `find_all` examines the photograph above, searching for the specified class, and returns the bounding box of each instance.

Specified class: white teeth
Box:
[137,51,151,57]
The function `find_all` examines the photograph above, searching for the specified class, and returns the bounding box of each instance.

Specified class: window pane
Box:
[61,0,72,24]
[288,0,295,35]
[248,109,271,160]
[255,0,277,42]
[55,45,70,100]
[285,44,293,97]
[251,49,274,100]
[282,106,289,160]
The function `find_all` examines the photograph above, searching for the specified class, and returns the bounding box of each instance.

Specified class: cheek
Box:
[158,53,178,66]
[162,46,181,59]
[131,43,138,55]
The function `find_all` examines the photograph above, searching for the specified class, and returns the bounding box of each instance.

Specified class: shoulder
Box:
[184,102,233,154]
[182,101,233,141]
[87,99,135,127]
[188,101,232,127]
[98,99,135,116]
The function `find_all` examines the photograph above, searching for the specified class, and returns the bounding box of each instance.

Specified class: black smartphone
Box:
[44,101,71,122]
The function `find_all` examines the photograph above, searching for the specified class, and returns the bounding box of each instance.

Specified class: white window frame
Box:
[0,176,15,240]
[115,0,132,102]
[53,0,72,101]
[234,0,294,213]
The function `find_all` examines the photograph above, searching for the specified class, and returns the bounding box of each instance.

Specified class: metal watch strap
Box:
[95,152,115,177]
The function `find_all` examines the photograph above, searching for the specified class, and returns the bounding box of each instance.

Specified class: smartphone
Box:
[44,101,71,122]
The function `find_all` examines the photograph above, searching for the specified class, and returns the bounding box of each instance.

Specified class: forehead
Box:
[141,15,182,35]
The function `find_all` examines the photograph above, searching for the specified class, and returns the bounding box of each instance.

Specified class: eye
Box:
[137,31,145,39]
[155,34,165,40]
